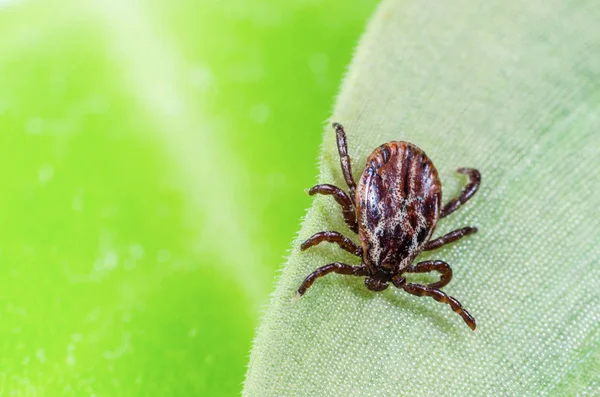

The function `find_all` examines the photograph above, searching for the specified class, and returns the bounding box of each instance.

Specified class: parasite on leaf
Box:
[296,123,481,330]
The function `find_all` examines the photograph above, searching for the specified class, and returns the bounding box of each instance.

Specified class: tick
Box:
[296,123,481,330]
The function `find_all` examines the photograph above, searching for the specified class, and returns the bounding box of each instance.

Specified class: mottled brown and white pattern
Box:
[296,123,481,330]
[357,142,441,275]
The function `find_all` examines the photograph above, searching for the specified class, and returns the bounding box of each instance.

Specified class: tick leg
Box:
[309,184,358,233]
[332,122,357,200]
[296,263,368,297]
[301,231,362,257]
[423,227,477,251]
[441,168,481,218]
[402,283,476,330]
[404,260,452,289]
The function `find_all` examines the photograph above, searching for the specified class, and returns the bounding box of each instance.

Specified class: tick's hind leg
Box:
[441,168,481,218]
[402,283,476,330]
[332,122,357,199]
[423,227,477,251]
[301,231,362,257]
[296,262,367,297]
[308,184,357,233]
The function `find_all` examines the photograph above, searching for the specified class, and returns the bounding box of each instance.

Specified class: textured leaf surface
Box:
[244,0,600,395]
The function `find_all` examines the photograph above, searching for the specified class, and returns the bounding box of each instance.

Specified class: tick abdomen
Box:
[356,142,442,272]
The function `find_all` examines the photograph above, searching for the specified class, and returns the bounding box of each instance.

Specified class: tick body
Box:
[297,123,481,330]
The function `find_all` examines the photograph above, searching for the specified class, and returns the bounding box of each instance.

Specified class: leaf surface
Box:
[244,1,600,395]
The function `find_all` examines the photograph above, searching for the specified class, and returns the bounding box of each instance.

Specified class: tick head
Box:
[364,277,389,292]
[365,268,392,292]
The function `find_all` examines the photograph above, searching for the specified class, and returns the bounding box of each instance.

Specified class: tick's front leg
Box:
[402,283,476,330]
[308,184,357,233]
[441,168,481,218]
[296,263,368,297]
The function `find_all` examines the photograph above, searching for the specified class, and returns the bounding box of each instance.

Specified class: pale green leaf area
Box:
[0,0,378,395]
[245,0,600,396]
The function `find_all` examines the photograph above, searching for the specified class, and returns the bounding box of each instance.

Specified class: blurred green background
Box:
[0,0,378,395]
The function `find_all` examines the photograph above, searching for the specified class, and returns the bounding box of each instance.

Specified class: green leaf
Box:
[0,0,377,395]
[244,0,600,395]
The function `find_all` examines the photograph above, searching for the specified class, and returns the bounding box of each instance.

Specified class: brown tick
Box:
[296,123,481,330]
